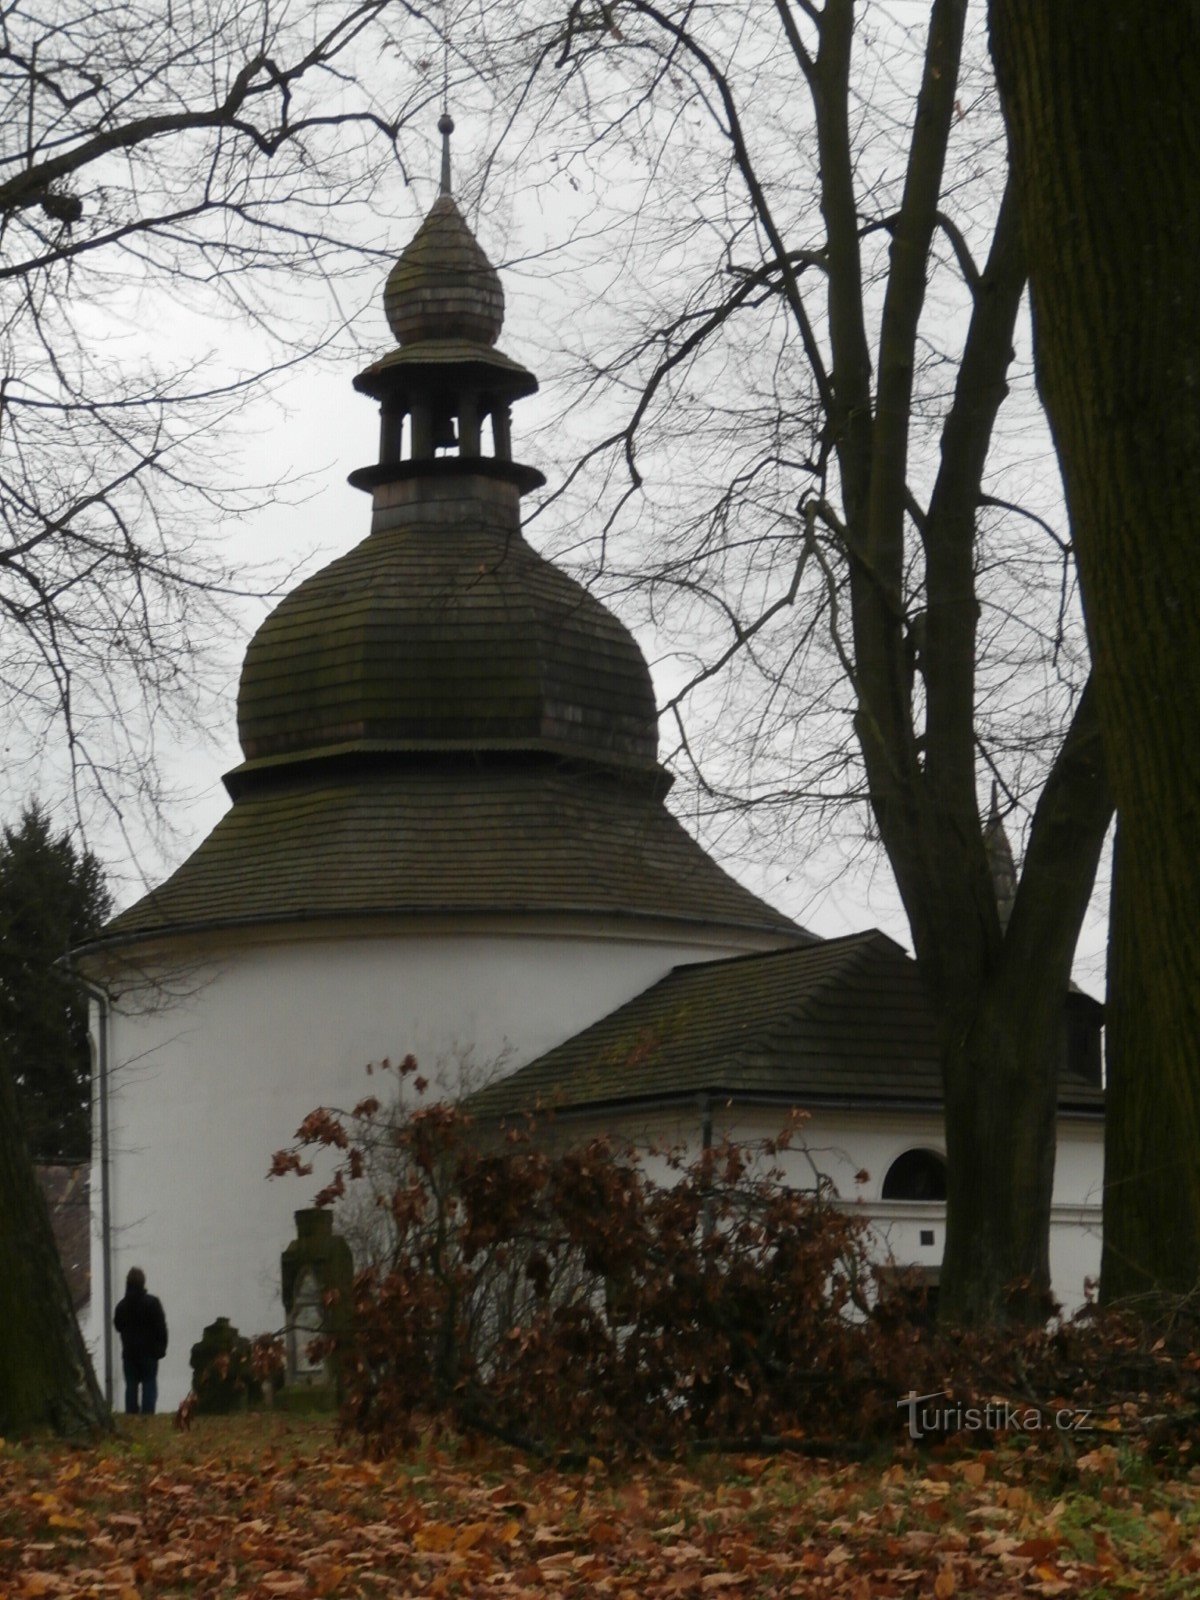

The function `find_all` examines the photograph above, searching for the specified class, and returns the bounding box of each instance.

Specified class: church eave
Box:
[353,340,538,400]
[347,457,545,495]
[78,901,807,962]
[469,1083,1105,1126]
[90,766,805,950]
[222,741,670,801]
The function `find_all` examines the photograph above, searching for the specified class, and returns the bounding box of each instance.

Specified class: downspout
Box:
[74,973,113,1407]
[698,1093,713,1156]
[698,1092,714,1237]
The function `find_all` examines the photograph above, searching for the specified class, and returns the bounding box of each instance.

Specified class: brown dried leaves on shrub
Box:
[272,1100,925,1457]
[272,1090,1200,1464]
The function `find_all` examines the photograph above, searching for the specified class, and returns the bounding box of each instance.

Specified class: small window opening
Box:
[882,1148,947,1202]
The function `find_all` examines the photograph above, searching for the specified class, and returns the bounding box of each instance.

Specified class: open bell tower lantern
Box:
[349,114,544,496]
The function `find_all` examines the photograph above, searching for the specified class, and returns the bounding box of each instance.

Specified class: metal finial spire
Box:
[437,3,453,197]
[438,111,454,197]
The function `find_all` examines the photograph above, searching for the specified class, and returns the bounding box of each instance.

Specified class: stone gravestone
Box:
[189,1316,253,1413]
[280,1208,354,1408]
[288,1267,325,1382]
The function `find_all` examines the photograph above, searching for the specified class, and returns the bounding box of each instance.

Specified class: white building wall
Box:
[82,919,1106,1409]
[83,917,781,1409]
[591,1102,1104,1316]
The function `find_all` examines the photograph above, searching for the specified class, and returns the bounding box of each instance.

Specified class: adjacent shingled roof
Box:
[95,763,806,946]
[236,521,661,772]
[466,932,1106,1119]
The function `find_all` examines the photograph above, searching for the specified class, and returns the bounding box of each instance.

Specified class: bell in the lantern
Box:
[431,406,458,452]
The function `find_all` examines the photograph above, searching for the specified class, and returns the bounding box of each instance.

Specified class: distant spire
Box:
[438,111,454,197]
[983,780,1018,932]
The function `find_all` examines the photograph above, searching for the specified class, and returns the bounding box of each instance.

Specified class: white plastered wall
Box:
[82,916,784,1408]
[582,1102,1104,1315]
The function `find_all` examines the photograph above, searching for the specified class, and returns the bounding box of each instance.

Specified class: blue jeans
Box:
[123,1355,159,1415]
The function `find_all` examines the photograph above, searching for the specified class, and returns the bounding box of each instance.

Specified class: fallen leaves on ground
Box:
[0,1416,1197,1598]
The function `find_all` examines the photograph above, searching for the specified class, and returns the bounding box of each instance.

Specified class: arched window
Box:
[882,1148,947,1201]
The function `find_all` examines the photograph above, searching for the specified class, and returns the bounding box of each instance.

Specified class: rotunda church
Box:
[77,131,807,1404]
[79,127,1107,1406]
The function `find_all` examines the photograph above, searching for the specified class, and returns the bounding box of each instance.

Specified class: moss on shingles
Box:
[236,520,659,768]
[96,764,804,947]
[465,931,1105,1120]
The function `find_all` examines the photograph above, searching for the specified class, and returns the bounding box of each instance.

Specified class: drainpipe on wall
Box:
[73,973,113,1408]
[697,1092,714,1237]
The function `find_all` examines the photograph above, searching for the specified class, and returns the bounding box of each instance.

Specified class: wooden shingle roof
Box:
[384,194,504,346]
[89,184,818,958]
[467,931,1106,1119]
[236,521,662,772]
[93,763,806,948]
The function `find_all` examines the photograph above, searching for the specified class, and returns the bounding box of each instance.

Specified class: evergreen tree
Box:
[0,804,111,1163]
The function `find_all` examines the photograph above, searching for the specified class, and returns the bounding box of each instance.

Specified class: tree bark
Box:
[0,1056,110,1435]
[989,3,1200,1302]
[940,985,1058,1323]
[1103,826,1200,1297]
[937,678,1111,1322]
[816,0,1111,1324]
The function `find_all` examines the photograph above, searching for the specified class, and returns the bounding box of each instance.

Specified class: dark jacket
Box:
[114,1287,168,1362]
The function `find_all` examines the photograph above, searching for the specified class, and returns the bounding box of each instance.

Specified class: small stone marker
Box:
[189,1316,252,1413]
[280,1208,354,1397]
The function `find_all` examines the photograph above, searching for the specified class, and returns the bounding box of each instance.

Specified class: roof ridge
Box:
[721,929,908,1079]
[659,925,897,983]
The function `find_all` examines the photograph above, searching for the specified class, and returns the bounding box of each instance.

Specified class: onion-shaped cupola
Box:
[232,117,661,791]
[345,112,543,499]
[382,116,504,347]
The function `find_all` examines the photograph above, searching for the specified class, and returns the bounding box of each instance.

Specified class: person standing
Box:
[113,1266,168,1415]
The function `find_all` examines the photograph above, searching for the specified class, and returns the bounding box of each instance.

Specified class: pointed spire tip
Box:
[438,112,454,196]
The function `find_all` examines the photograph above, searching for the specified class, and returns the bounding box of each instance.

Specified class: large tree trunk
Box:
[506,0,1115,1326]
[1102,827,1200,1297]
[940,987,1059,1325]
[935,680,1111,1323]
[0,1057,110,1434]
[808,0,1114,1324]
[989,5,1200,1302]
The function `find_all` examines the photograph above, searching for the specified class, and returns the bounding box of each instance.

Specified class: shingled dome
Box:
[94,147,808,948]
[383,195,504,346]
[236,514,661,771]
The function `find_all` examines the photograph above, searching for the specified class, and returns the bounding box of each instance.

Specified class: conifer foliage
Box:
[0,802,110,1161]
[0,804,112,1434]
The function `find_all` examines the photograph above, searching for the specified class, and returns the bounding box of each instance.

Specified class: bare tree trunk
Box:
[1103,827,1200,1298]
[470,0,1116,1323]
[0,1058,109,1435]
[936,679,1110,1322]
[989,3,1200,1302]
[941,993,1057,1324]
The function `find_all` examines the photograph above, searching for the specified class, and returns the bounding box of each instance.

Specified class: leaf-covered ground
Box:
[1,1416,1197,1598]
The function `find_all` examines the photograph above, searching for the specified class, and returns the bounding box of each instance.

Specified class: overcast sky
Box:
[5,6,1112,993]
